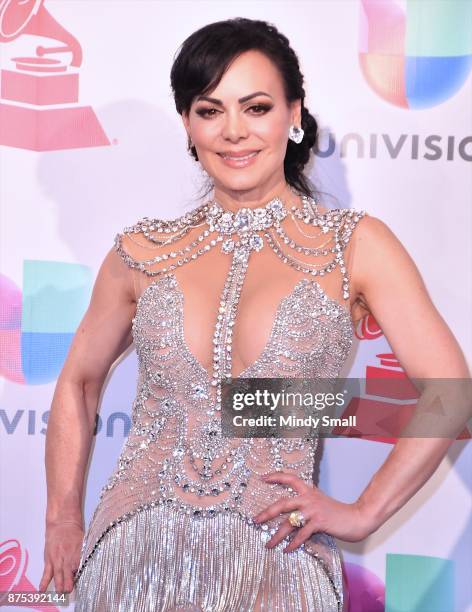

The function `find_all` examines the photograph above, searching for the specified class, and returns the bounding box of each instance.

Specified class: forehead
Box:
[208,50,285,98]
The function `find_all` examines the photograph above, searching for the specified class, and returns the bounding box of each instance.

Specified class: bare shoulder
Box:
[341,210,469,377]
[349,211,395,245]
[348,212,415,296]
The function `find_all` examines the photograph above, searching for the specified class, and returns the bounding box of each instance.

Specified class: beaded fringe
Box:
[74,504,342,612]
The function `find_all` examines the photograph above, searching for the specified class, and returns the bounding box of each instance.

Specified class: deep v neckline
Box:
[134,271,353,383]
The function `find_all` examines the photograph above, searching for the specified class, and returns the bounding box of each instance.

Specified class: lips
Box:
[218,150,260,161]
[217,150,260,169]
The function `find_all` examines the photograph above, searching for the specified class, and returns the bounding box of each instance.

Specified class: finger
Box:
[253,497,300,524]
[38,562,53,592]
[262,471,309,495]
[63,566,76,594]
[265,519,295,549]
[54,563,65,594]
[71,573,79,589]
[284,523,316,553]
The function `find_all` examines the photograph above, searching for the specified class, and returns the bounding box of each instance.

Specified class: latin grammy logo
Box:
[0,538,63,610]
[332,353,471,443]
[0,0,110,151]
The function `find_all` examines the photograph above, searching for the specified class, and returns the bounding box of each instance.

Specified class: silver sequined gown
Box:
[74,206,365,612]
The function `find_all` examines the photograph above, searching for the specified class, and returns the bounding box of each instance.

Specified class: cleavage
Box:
[171,247,331,379]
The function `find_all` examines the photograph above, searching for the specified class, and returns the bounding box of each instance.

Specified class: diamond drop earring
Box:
[288,125,304,144]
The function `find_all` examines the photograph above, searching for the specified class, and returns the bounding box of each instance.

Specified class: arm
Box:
[40,245,137,593]
[253,214,471,548]
[350,215,471,533]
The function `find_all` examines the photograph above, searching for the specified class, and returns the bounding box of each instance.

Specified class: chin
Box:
[213,172,268,194]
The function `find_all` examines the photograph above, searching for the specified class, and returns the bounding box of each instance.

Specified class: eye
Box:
[247,103,273,114]
[195,107,220,118]
[194,103,273,118]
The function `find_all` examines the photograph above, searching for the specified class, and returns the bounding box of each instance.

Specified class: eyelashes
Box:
[195,104,273,118]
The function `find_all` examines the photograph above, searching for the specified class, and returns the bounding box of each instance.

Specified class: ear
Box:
[290,99,302,127]
[181,110,191,137]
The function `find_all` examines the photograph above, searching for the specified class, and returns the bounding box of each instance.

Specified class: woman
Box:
[39,18,470,612]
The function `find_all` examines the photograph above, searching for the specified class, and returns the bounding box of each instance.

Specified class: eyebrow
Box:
[195,91,273,105]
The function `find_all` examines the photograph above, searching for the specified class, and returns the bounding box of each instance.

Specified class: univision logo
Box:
[359,0,472,108]
[0,261,93,385]
[315,130,471,161]
[0,409,131,437]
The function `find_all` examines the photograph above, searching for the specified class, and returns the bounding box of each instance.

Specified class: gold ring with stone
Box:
[288,510,306,528]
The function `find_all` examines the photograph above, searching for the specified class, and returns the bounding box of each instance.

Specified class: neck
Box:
[212,179,297,213]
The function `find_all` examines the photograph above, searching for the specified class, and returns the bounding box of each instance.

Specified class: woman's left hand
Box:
[252,471,375,552]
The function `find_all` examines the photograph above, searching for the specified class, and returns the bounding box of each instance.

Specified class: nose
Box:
[221,109,248,142]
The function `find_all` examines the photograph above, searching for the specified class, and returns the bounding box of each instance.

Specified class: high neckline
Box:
[210,194,288,215]
[205,196,287,236]
[208,195,287,216]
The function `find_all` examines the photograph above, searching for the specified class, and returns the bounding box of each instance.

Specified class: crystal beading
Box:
[74,192,365,611]
[114,195,365,405]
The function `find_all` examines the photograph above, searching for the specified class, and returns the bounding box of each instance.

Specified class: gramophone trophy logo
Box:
[0,0,110,150]
[333,351,471,444]
[336,313,471,443]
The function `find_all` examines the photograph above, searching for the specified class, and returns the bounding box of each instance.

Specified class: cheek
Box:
[256,112,289,142]
[190,122,220,147]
